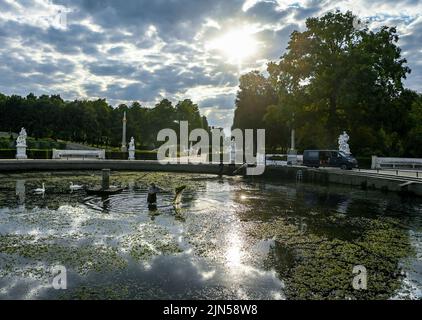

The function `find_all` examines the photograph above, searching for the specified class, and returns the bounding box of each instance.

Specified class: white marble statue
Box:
[16,127,27,147]
[128,137,135,160]
[16,127,28,159]
[338,131,351,155]
[129,137,135,150]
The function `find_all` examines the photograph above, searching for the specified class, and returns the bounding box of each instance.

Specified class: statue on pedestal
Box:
[16,127,28,159]
[128,137,135,160]
[338,131,351,155]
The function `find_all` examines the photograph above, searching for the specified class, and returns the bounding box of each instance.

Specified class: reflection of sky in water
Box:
[0,171,421,299]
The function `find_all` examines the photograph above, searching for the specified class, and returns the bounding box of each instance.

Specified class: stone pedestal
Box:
[16,145,27,159]
[128,149,135,160]
[102,169,110,190]
[229,141,236,164]
[287,149,297,165]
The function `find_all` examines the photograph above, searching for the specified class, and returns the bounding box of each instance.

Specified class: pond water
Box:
[0,171,421,300]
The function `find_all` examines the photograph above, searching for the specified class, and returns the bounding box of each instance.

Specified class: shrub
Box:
[105,151,158,160]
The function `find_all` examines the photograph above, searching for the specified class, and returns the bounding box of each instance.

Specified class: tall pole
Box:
[291,128,295,151]
[121,111,127,152]
[287,113,297,165]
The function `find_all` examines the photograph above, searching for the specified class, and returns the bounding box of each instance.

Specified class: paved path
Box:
[267,163,422,180]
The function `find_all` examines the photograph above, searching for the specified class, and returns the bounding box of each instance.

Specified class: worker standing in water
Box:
[147,183,186,209]
[147,183,161,206]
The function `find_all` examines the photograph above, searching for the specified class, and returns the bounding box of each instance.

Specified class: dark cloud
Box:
[244,1,289,24]
[0,0,420,131]
[56,0,245,40]
[200,94,237,110]
[88,61,138,77]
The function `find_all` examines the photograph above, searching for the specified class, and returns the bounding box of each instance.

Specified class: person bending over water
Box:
[173,185,186,205]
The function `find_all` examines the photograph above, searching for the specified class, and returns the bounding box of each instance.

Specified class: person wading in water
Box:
[147,183,161,208]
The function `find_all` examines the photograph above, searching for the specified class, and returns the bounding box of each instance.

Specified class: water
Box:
[0,171,421,300]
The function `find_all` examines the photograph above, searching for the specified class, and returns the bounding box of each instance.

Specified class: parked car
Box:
[303,150,358,169]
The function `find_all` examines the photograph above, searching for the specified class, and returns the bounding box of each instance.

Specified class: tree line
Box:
[0,93,210,149]
[232,11,422,157]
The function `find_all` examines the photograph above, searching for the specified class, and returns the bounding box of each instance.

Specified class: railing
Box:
[265,154,303,166]
[371,156,422,170]
[52,149,106,160]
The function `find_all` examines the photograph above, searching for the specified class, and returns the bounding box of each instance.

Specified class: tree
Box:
[406,95,422,157]
[0,93,210,149]
[265,10,412,155]
[232,71,277,131]
[176,99,203,131]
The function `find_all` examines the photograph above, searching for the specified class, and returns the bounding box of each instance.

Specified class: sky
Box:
[0,0,421,131]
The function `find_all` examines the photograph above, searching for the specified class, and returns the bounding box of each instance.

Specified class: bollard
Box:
[102,169,110,190]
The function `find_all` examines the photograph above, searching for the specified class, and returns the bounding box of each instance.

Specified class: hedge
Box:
[0,149,157,160]
[0,137,66,150]
[355,157,372,169]
[105,151,158,160]
[0,149,53,159]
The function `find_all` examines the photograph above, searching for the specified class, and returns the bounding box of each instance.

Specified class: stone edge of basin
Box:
[0,160,421,197]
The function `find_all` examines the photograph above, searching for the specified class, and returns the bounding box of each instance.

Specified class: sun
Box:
[208,27,258,64]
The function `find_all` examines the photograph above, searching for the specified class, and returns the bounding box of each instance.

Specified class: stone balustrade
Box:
[52,149,105,160]
[371,156,422,169]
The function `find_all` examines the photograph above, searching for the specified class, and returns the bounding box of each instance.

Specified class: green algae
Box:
[248,217,415,299]
[0,234,127,276]
[59,284,131,300]
[0,171,420,299]
[121,223,183,261]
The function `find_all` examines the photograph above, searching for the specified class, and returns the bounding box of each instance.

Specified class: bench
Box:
[52,149,106,160]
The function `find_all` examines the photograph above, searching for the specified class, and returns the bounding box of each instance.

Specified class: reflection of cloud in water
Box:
[15,180,26,206]
[336,198,352,214]
[0,171,421,299]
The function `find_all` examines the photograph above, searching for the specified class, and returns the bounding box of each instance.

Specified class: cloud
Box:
[0,0,420,131]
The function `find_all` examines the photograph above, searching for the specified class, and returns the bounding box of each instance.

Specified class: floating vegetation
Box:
[247,217,415,299]
[121,223,183,261]
[59,284,131,300]
[0,171,420,299]
[0,234,127,276]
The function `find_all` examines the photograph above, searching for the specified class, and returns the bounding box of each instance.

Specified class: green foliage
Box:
[405,97,422,157]
[233,71,277,130]
[0,149,53,159]
[0,149,159,160]
[232,11,421,157]
[0,136,66,152]
[105,151,158,160]
[232,71,278,151]
[249,217,414,299]
[0,94,209,149]
[0,138,13,149]
[0,149,14,159]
